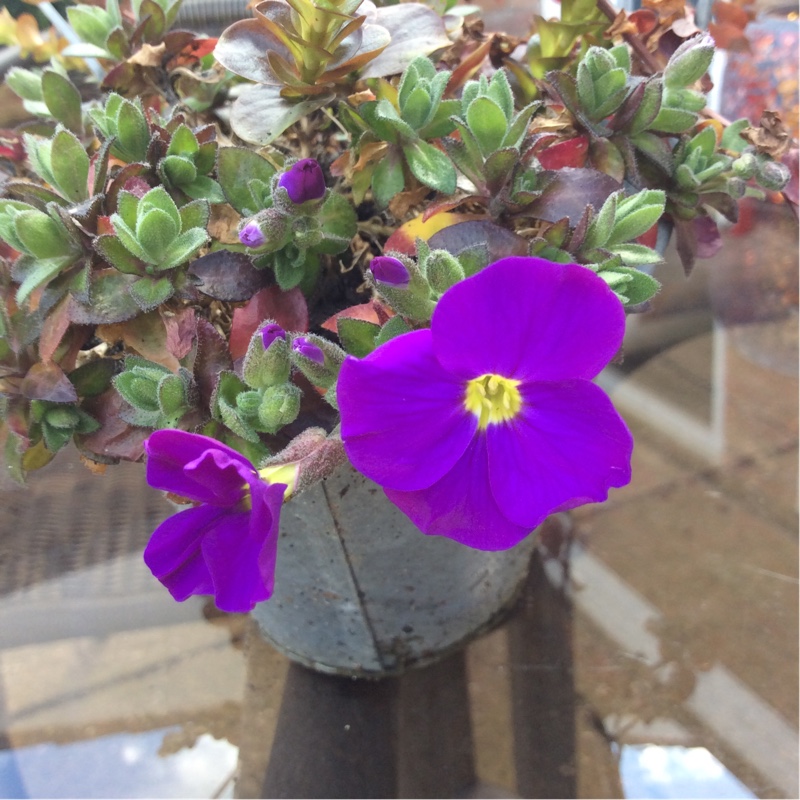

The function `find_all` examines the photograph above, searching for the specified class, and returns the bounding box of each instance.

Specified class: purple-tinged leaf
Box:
[694,214,723,259]
[77,389,148,463]
[361,5,449,78]
[188,250,270,301]
[163,307,197,361]
[21,362,78,403]
[68,270,140,324]
[529,168,622,225]
[428,220,528,262]
[213,19,288,84]
[194,318,233,411]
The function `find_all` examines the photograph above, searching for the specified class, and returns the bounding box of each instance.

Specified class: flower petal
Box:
[432,257,626,382]
[338,329,477,491]
[486,379,633,528]
[201,481,286,613]
[143,504,218,601]
[145,430,255,505]
[385,436,533,551]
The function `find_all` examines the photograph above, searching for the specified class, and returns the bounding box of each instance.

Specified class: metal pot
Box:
[252,464,536,677]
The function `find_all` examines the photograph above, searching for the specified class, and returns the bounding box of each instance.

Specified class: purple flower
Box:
[261,322,287,350]
[371,256,410,287]
[292,336,325,365]
[278,159,326,204]
[143,430,287,612]
[337,257,633,551]
[239,221,266,248]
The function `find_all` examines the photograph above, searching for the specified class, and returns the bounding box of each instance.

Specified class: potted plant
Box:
[0,0,792,675]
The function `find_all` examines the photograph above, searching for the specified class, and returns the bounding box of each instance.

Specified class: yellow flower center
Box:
[464,373,522,429]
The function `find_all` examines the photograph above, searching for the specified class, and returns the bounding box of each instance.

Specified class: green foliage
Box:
[348,57,458,206]
[5,67,84,134]
[30,400,100,454]
[114,356,197,429]
[444,69,542,217]
[88,94,150,163]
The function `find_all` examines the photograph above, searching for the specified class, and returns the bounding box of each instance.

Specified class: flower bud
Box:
[261,322,287,350]
[732,152,757,179]
[292,336,325,364]
[278,159,326,204]
[756,160,791,191]
[239,222,265,248]
[425,249,465,295]
[370,256,410,287]
[258,383,301,433]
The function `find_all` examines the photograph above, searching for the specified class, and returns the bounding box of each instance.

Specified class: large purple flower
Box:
[143,430,287,612]
[337,256,633,551]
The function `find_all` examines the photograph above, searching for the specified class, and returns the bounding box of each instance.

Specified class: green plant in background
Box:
[443,70,542,217]
[96,186,210,310]
[344,56,459,207]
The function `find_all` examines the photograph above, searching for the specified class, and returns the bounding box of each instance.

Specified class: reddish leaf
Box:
[78,389,148,462]
[712,1,751,29]
[162,307,197,361]
[427,220,528,261]
[529,168,622,225]
[628,9,659,35]
[637,223,659,249]
[537,136,590,170]
[188,250,270,301]
[708,21,751,52]
[229,286,309,360]
[166,37,218,70]
[21,362,78,403]
[321,301,393,334]
[0,130,25,163]
[39,297,73,363]
[194,318,233,410]
[694,215,723,259]
[383,212,476,255]
[98,311,179,371]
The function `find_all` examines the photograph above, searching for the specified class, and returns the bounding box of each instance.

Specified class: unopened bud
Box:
[732,152,757,179]
[756,160,791,191]
[261,322,287,350]
[370,256,410,287]
[239,222,265,248]
[292,336,325,365]
[424,249,465,295]
[278,159,326,204]
[258,383,301,433]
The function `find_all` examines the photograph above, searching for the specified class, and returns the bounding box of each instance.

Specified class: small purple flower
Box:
[337,257,633,551]
[292,336,325,365]
[371,256,410,287]
[143,430,287,612]
[278,159,326,204]
[239,221,266,248]
[261,322,287,350]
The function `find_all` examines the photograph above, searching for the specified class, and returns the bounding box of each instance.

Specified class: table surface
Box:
[0,198,796,799]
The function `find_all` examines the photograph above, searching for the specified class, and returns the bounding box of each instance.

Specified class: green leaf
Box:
[14,209,71,258]
[582,192,617,251]
[42,72,83,133]
[487,69,515,120]
[130,275,174,311]
[371,148,405,208]
[69,359,117,397]
[337,317,379,357]
[217,147,277,214]
[483,148,518,193]
[94,234,145,274]
[720,118,749,153]
[110,214,149,261]
[178,199,210,233]
[160,154,198,187]
[5,68,43,102]
[465,96,508,156]
[115,99,150,162]
[402,140,456,194]
[316,192,357,254]
[67,5,110,48]
[608,198,665,246]
[158,228,210,270]
[608,243,663,265]
[137,208,179,262]
[664,33,714,88]
[167,123,199,157]
[182,176,226,204]
[610,266,660,305]
[50,130,90,203]
[138,187,181,231]
[649,106,698,134]
[375,315,412,345]
[374,99,418,141]
[115,372,160,411]
[16,257,70,305]
[157,374,188,417]
[402,86,433,130]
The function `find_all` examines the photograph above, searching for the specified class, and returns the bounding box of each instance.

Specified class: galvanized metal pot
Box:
[251,464,536,677]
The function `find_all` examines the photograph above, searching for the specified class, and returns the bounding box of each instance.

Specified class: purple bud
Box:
[239,222,266,248]
[370,256,410,287]
[292,336,325,365]
[261,323,287,350]
[278,159,326,204]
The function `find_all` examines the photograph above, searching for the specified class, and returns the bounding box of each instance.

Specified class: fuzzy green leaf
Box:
[402,140,456,194]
